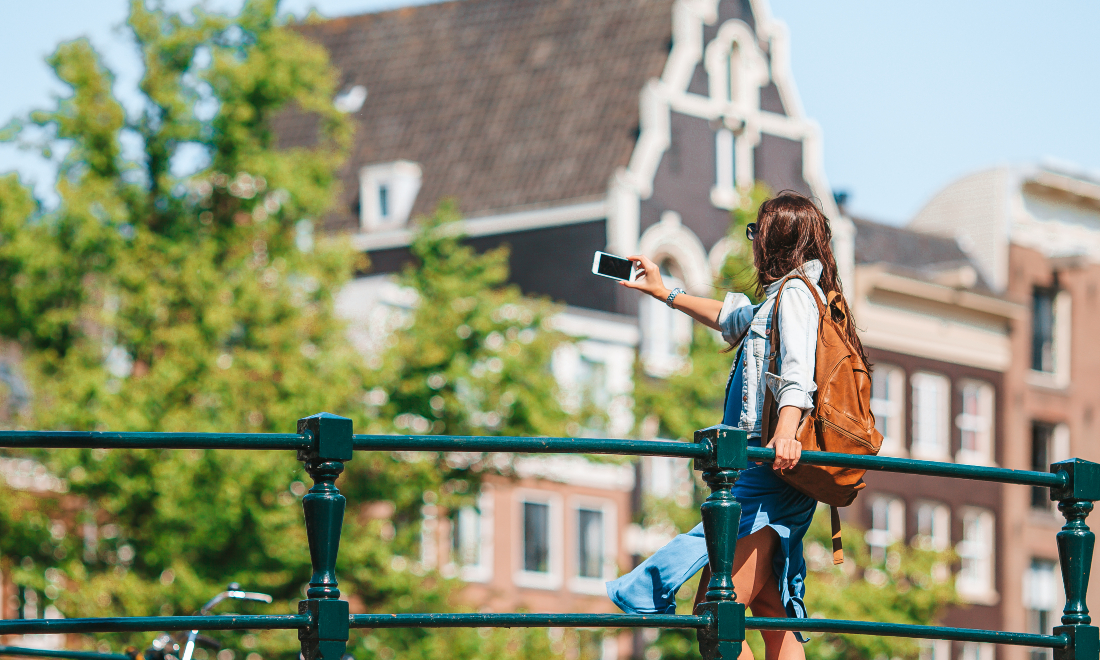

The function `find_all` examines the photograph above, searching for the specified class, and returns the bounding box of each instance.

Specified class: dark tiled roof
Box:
[285,0,675,232]
[851,217,993,292]
[852,217,969,267]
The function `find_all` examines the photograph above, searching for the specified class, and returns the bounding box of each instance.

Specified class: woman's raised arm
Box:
[620,255,725,331]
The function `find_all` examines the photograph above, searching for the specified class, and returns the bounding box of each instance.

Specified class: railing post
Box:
[693,425,747,660]
[296,413,353,660]
[1051,458,1100,660]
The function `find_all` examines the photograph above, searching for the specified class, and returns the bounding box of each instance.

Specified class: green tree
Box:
[0,3,567,660]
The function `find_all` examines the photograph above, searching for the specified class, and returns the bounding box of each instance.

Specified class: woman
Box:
[606,192,868,660]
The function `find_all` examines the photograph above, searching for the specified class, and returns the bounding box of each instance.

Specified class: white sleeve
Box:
[716,292,753,346]
[765,285,819,410]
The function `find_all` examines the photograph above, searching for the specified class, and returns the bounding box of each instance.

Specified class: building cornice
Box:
[858,266,1025,320]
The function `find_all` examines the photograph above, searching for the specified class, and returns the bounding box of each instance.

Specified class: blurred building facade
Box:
[847,216,1024,660]
[909,164,1100,660]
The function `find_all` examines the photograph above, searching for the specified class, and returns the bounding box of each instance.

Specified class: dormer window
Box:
[359,160,422,232]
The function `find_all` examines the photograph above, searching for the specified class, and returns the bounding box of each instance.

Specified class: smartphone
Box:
[591,251,636,282]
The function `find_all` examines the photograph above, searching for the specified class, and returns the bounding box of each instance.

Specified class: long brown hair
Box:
[752,191,869,366]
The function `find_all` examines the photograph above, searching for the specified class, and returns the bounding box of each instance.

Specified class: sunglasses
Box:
[746,223,758,241]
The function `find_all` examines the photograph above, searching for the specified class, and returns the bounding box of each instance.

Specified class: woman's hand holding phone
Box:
[620,255,669,300]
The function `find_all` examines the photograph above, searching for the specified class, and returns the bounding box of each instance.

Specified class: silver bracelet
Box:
[665,287,685,308]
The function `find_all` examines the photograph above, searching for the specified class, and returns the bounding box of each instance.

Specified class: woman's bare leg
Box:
[692,528,785,660]
[747,570,805,660]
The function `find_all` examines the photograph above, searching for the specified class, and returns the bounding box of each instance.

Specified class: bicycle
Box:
[143,584,272,660]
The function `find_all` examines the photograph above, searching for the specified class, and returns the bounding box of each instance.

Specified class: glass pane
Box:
[1032,423,1053,508]
[453,506,480,567]
[523,502,550,573]
[378,184,390,219]
[577,509,603,578]
[1032,287,1056,372]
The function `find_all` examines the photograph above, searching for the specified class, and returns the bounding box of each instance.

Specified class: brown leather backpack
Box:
[760,275,883,564]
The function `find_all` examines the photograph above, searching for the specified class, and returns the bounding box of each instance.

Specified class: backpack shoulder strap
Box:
[759,278,791,445]
[831,505,844,564]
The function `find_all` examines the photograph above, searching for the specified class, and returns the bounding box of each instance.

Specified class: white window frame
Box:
[444,489,494,583]
[867,495,906,560]
[871,364,906,457]
[568,496,618,595]
[957,507,998,604]
[359,160,422,232]
[956,379,996,466]
[514,489,563,590]
[911,371,951,461]
[915,501,951,551]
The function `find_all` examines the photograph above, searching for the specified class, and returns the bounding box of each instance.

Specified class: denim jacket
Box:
[717,260,824,436]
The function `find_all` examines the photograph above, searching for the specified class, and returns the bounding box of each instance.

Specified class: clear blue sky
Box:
[2,0,1098,224]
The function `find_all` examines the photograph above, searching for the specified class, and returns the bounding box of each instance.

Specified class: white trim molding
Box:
[354,197,608,252]
[606,0,843,262]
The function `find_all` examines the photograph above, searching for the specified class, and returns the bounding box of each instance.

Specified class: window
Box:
[919,640,952,660]
[1031,286,1071,385]
[957,507,996,603]
[640,264,692,376]
[445,490,493,582]
[727,43,741,103]
[1031,422,1070,510]
[957,380,995,465]
[915,501,950,551]
[1031,422,1055,509]
[871,365,905,456]
[961,643,995,660]
[1032,286,1057,372]
[378,184,390,219]
[577,508,603,578]
[711,129,738,209]
[515,492,561,589]
[359,160,422,231]
[452,506,481,567]
[524,501,550,573]
[576,356,610,409]
[911,372,950,460]
[643,455,692,502]
[867,496,905,561]
[1026,559,1059,660]
[569,498,617,594]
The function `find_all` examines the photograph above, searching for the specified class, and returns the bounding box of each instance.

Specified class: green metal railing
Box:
[0,415,1097,660]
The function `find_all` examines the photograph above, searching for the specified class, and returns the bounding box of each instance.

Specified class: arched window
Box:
[639,261,693,377]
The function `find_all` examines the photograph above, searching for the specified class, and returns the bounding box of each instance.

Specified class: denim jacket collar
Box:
[763,260,823,298]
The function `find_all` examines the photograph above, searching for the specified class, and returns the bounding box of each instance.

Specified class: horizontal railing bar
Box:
[746,447,1067,489]
[748,617,1068,648]
[0,432,309,451]
[0,647,132,660]
[352,436,710,459]
[0,615,309,635]
[350,613,709,628]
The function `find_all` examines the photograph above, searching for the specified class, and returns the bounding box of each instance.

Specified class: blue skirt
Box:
[606,462,816,628]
